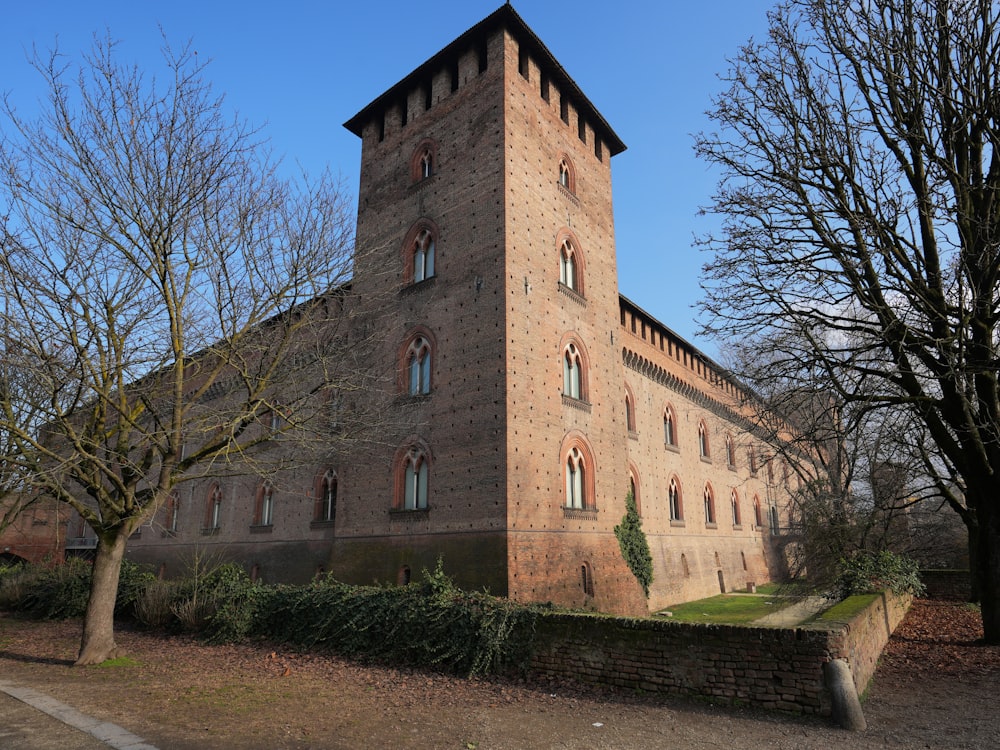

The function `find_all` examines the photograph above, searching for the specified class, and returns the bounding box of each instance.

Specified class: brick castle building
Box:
[108,4,797,615]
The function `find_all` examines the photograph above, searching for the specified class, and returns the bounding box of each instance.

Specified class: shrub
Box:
[250,561,540,676]
[615,489,653,597]
[833,550,926,599]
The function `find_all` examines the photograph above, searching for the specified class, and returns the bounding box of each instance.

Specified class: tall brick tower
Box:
[339,4,648,614]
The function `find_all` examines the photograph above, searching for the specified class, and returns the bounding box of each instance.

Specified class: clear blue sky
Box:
[2,1,774,355]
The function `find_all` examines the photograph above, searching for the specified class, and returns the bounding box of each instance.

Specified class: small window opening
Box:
[578,115,586,144]
[560,96,569,124]
[518,47,529,79]
[478,39,488,73]
[450,60,459,92]
[398,565,412,585]
[400,98,408,127]
[424,81,433,111]
[540,73,550,102]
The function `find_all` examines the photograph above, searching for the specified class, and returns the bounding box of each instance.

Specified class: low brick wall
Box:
[822,592,911,698]
[527,592,910,715]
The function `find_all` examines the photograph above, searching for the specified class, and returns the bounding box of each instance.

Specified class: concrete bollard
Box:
[824,658,867,731]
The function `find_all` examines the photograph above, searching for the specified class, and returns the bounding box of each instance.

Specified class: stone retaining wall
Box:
[527,592,910,715]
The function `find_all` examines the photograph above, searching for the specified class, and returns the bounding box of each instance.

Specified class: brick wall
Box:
[527,592,911,715]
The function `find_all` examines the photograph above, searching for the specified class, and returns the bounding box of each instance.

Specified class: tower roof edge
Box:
[342,4,626,156]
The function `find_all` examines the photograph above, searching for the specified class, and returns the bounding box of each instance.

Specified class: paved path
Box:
[0,682,157,749]
[752,596,830,626]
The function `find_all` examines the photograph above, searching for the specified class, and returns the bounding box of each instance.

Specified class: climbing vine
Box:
[615,488,653,597]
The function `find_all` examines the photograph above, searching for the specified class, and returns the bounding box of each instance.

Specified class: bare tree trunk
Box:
[967,517,981,604]
[977,500,1000,644]
[75,530,128,666]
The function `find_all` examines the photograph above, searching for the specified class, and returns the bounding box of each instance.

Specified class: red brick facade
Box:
[122,5,796,614]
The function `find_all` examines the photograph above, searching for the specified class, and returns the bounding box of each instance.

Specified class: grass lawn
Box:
[661,593,799,624]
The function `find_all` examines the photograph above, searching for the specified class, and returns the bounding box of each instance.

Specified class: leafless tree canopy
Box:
[0,34,378,663]
[696,0,1000,639]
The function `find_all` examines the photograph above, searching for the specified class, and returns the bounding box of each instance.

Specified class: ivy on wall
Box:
[615,489,653,597]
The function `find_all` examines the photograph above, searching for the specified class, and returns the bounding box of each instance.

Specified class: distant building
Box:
[121,4,800,614]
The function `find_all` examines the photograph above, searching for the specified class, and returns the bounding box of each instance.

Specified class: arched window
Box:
[731,489,741,526]
[410,139,438,182]
[557,156,575,193]
[769,505,780,533]
[412,228,435,283]
[669,476,683,521]
[396,445,430,510]
[205,484,223,530]
[563,342,584,400]
[703,483,716,525]
[725,433,736,468]
[407,336,432,395]
[624,384,636,433]
[559,239,577,290]
[663,404,677,447]
[254,482,274,527]
[698,421,711,459]
[748,448,758,476]
[566,447,586,509]
[753,495,763,528]
[315,470,337,522]
[580,561,594,596]
[165,491,179,533]
[556,230,585,296]
[628,466,641,516]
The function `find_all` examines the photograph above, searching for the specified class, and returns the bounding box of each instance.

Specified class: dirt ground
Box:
[0,599,997,749]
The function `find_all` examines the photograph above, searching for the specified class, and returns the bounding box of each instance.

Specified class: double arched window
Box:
[557,155,576,193]
[410,139,438,182]
[407,337,432,395]
[254,482,274,527]
[315,470,337,523]
[412,228,435,283]
[698,421,711,459]
[556,231,585,296]
[663,404,677,447]
[395,443,431,511]
[560,239,577,290]
[703,483,716,525]
[399,328,436,396]
[561,434,596,511]
[563,342,584,400]
[205,484,223,530]
[668,476,683,521]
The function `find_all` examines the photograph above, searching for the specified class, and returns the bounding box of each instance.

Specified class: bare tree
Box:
[696,0,1000,639]
[0,35,380,664]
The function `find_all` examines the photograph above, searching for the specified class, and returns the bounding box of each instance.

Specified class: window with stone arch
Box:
[703,483,717,526]
[561,336,590,402]
[556,229,585,297]
[399,328,435,396]
[698,420,711,459]
[409,139,438,182]
[668,475,684,521]
[731,488,741,526]
[164,491,180,533]
[402,219,439,285]
[557,155,576,193]
[314,469,338,523]
[394,442,431,511]
[624,382,637,434]
[204,483,223,530]
[561,433,596,511]
[753,494,763,528]
[663,403,678,447]
[254,481,275,527]
[628,464,642,516]
[725,433,736,468]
